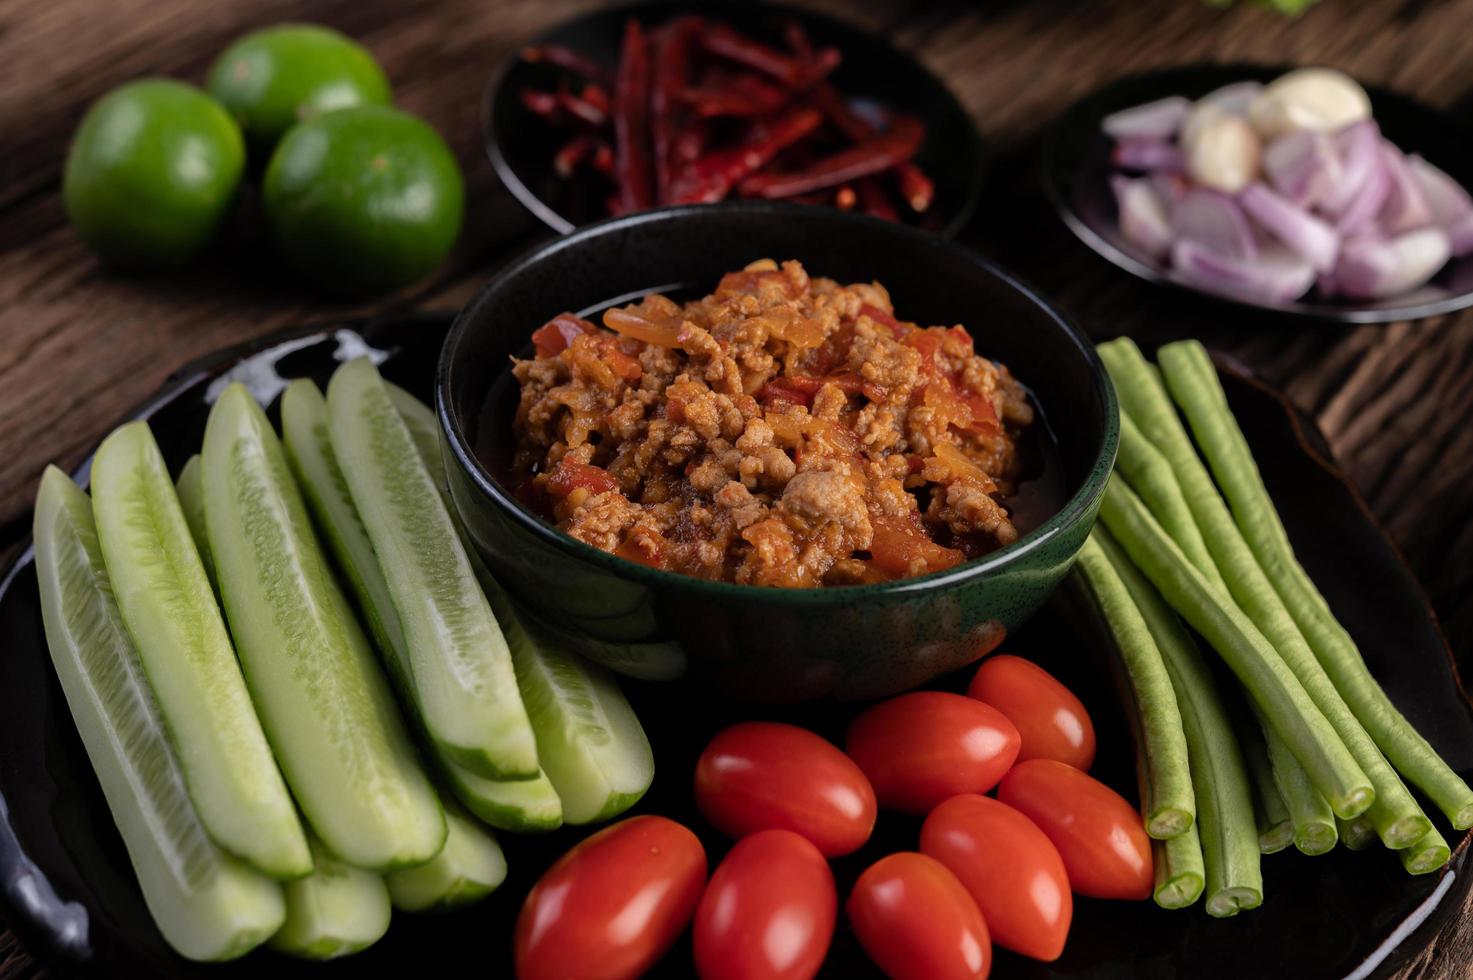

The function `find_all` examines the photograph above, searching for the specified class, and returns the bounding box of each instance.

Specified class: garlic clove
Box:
[1248,68,1372,140]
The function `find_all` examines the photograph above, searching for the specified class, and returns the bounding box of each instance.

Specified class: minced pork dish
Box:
[509,259,1036,587]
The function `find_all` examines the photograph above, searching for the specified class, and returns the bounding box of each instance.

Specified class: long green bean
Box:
[1153,828,1206,910]
[1073,533,1196,838]
[1400,826,1451,875]
[1113,412,1228,597]
[1095,528,1261,916]
[1337,815,1376,852]
[1099,476,1372,819]
[1254,701,1337,855]
[1233,702,1294,854]
[1102,341,1426,846]
[1157,339,1473,832]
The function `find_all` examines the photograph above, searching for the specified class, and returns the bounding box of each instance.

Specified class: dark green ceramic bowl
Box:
[437,203,1118,701]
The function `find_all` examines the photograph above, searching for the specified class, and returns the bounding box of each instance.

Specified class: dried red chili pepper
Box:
[681,73,791,118]
[856,177,900,220]
[897,162,935,212]
[557,87,608,126]
[520,88,560,118]
[669,105,822,204]
[613,19,655,212]
[554,134,597,178]
[738,116,923,199]
[592,141,615,176]
[521,44,613,86]
[651,17,699,204]
[698,24,809,87]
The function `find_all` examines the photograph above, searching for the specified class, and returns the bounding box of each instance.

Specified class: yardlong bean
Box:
[1157,339,1473,833]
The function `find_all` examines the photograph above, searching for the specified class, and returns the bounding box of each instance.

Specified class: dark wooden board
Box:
[2,0,1471,976]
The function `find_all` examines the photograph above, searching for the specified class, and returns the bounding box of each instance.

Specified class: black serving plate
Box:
[1041,64,1473,324]
[484,1,984,236]
[1,314,1469,979]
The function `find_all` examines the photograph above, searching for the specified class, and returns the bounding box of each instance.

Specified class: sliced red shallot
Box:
[1112,138,1183,173]
[1450,212,1473,257]
[1408,155,1473,225]
[1262,130,1341,206]
[1378,143,1435,234]
[1103,96,1191,142]
[1334,156,1390,235]
[1112,175,1174,258]
[1239,182,1340,273]
[1321,120,1380,215]
[1336,228,1451,299]
[1196,81,1263,117]
[1171,188,1256,259]
[1170,238,1316,302]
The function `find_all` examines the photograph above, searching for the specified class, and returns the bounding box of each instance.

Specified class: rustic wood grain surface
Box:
[2,0,1470,976]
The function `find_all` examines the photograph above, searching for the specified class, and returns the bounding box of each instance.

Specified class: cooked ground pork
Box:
[509,259,1035,587]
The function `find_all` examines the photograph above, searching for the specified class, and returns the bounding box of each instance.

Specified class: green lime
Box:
[207,24,391,153]
[262,105,464,295]
[63,79,245,271]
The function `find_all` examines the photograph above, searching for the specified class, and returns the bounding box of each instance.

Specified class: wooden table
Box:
[2,0,1470,976]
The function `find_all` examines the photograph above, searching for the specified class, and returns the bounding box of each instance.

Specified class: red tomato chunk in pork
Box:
[509,259,1036,586]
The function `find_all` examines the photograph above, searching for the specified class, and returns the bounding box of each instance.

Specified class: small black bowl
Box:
[485,0,984,237]
[436,202,1117,701]
[1041,63,1473,324]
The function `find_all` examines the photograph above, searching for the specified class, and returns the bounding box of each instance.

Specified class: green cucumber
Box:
[174,455,217,592]
[385,385,654,822]
[386,805,507,911]
[388,384,681,673]
[488,582,654,824]
[268,834,390,959]
[34,466,285,960]
[327,357,537,780]
[440,760,563,832]
[202,383,445,870]
[91,421,309,878]
[281,379,563,834]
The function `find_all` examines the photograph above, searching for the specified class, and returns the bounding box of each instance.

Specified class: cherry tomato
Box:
[920,794,1072,961]
[846,852,991,980]
[844,692,1021,814]
[515,815,707,980]
[693,829,836,980]
[997,759,1153,901]
[967,655,1096,770]
[695,721,876,857]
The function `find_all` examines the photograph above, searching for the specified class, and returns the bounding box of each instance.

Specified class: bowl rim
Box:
[482,0,986,239]
[1039,61,1473,325]
[436,201,1119,603]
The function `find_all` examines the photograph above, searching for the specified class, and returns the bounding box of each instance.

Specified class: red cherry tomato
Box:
[920,794,1073,961]
[515,815,707,980]
[844,692,1021,814]
[846,852,992,980]
[695,721,877,856]
[967,655,1096,770]
[997,759,1153,901]
[693,829,836,980]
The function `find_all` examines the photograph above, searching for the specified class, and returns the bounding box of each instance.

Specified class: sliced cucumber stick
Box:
[326,357,537,780]
[34,467,285,960]
[269,834,390,959]
[386,806,507,912]
[384,384,652,822]
[174,455,217,592]
[90,421,309,879]
[442,761,563,832]
[489,583,654,824]
[281,379,563,835]
[203,384,445,870]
